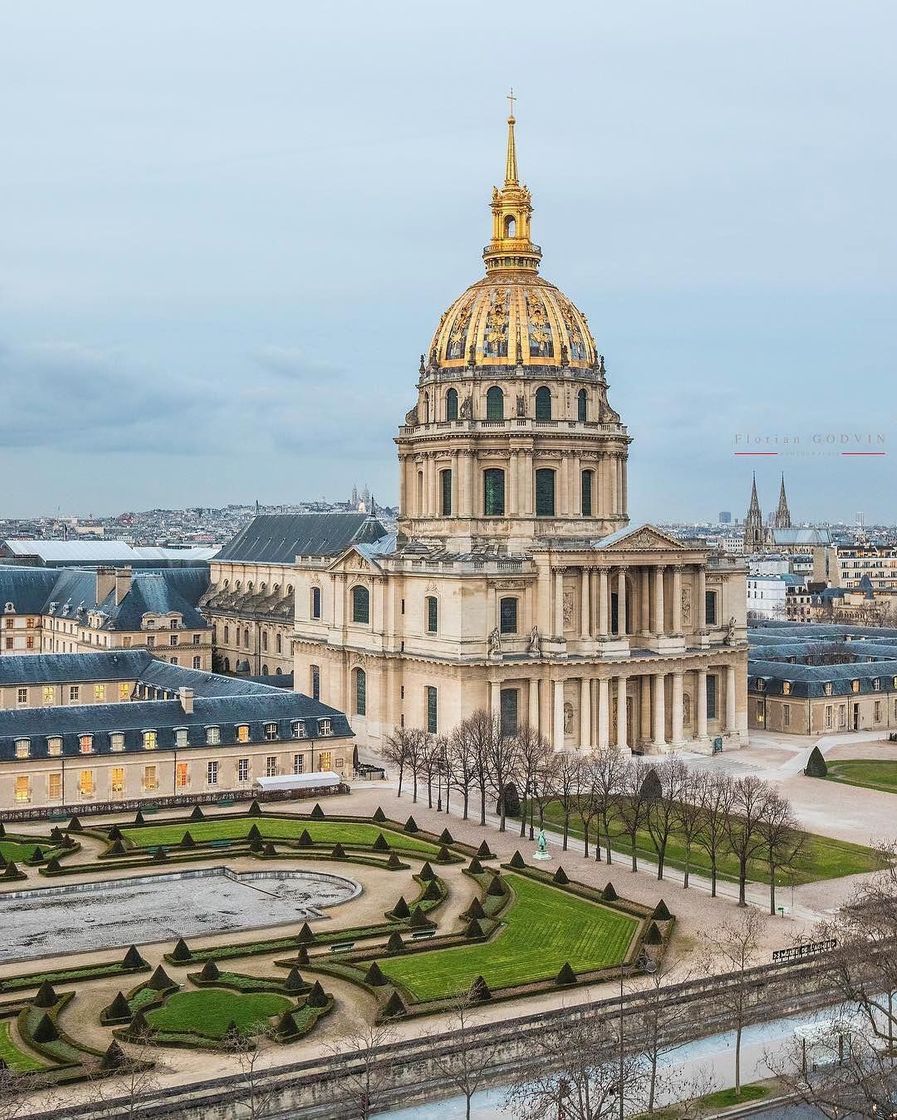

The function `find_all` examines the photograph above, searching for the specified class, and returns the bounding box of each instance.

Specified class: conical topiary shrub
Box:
[122,945,147,969]
[29,846,45,864]
[418,861,435,882]
[386,931,405,953]
[508,850,526,869]
[365,961,387,986]
[0,822,5,837]
[263,842,276,856]
[465,918,485,939]
[297,829,313,848]
[805,746,828,778]
[468,857,484,875]
[332,842,346,859]
[407,906,433,930]
[190,804,205,822]
[32,1014,59,1044]
[33,981,58,1008]
[372,806,387,823]
[102,992,133,1024]
[466,897,486,920]
[128,1009,150,1038]
[421,879,442,902]
[486,873,505,897]
[555,962,577,986]
[247,823,263,843]
[107,838,127,857]
[108,825,122,841]
[276,1010,299,1038]
[180,830,196,850]
[223,1019,241,1043]
[602,882,618,902]
[469,975,491,1003]
[404,816,419,833]
[652,899,672,921]
[49,826,64,843]
[306,980,328,1008]
[553,867,569,885]
[436,845,452,863]
[61,834,76,848]
[386,852,403,870]
[294,946,310,966]
[170,937,191,962]
[248,799,263,816]
[296,922,315,945]
[249,837,264,854]
[284,966,305,992]
[381,990,406,1019]
[644,921,664,946]
[372,833,390,852]
[66,815,83,833]
[134,809,145,825]
[152,846,168,862]
[101,1041,128,1070]
[310,803,325,821]
[200,960,220,982]
[45,856,61,873]
[147,964,173,991]
[391,896,411,920]
[438,828,454,845]
[2,861,22,880]
[639,767,663,803]
[476,840,494,859]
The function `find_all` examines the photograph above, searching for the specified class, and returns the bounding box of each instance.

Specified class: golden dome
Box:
[428,100,598,372]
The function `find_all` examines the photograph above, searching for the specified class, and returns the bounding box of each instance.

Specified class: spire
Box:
[774,473,792,530]
[504,89,518,185]
[743,472,766,552]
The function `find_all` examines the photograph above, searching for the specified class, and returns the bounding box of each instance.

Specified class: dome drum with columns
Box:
[397,107,630,553]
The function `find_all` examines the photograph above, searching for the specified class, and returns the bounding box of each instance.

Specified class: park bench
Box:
[329,941,355,953]
[209,840,231,849]
[411,928,436,940]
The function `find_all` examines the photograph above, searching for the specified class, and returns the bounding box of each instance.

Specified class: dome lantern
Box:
[483,91,542,276]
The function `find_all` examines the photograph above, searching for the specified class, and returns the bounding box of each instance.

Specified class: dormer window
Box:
[15,739,30,759]
[175,728,189,747]
[318,718,333,737]
[110,733,125,752]
[872,678,881,691]
[206,726,220,745]
[3,602,14,613]
[143,730,157,750]
[823,683,833,696]
[292,720,307,739]
[47,737,62,756]
[851,679,860,693]
[79,735,93,754]
[236,724,250,743]
[755,678,766,693]
[264,722,278,741]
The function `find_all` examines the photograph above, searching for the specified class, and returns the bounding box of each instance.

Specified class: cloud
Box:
[253,345,343,382]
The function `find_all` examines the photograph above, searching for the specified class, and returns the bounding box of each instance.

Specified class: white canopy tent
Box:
[253,771,342,793]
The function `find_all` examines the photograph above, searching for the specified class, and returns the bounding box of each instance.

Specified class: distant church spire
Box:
[774,473,792,529]
[743,472,767,552]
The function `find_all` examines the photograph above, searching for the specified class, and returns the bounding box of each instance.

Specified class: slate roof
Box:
[749,657,897,698]
[0,651,153,686]
[0,692,352,761]
[217,513,389,564]
[137,659,285,698]
[0,540,216,566]
[0,567,58,615]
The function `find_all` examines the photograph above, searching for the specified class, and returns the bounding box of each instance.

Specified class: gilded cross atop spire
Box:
[505,88,518,185]
[483,93,542,274]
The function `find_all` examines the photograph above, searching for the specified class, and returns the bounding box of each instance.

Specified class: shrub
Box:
[332,842,346,859]
[152,847,168,862]
[555,962,577,986]
[263,842,276,856]
[2,861,23,881]
[33,981,58,1008]
[171,938,191,962]
[200,960,220,982]
[386,853,403,870]
[102,992,133,1024]
[190,804,205,822]
[386,932,405,953]
[553,867,569,885]
[476,840,494,859]
[297,829,313,848]
[147,965,174,991]
[365,962,387,985]
[391,896,411,920]
[284,967,305,992]
[66,815,83,833]
[306,980,328,1008]
[418,861,435,881]
[602,882,618,902]
[372,833,390,852]
[32,1014,59,1044]
[276,1010,299,1038]
[408,907,433,930]
[310,803,326,821]
[134,809,145,825]
[49,826,64,843]
[247,823,264,843]
[101,1041,128,1070]
[404,816,419,833]
[421,880,442,902]
[644,922,663,946]
[249,837,264,854]
[466,897,486,920]
[438,828,454,845]
[122,945,147,969]
[805,746,828,778]
[469,975,491,1003]
[465,918,485,939]
[468,857,484,875]
[248,800,263,816]
[640,767,663,802]
[128,1009,151,1037]
[500,782,520,818]
[108,839,127,857]
[29,846,45,864]
[180,831,196,850]
[108,825,123,841]
[652,899,672,921]
[486,874,505,897]
[436,845,452,863]
[372,807,387,823]
[296,922,315,945]
[294,947,310,966]
[508,850,526,869]
[45,856,61,873]
[61,834,76,849]
[382,991,406,1019]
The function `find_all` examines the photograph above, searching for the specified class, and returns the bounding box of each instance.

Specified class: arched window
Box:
[262,631,268,651]
[223,658,230,672]
[223,625,229,644]
[354,668,366,716]
[445,388,458,421]
[486,386,504,420]
[500,597,518,634]
[425,596,438,634]
[535,386,552,421]
[483,469,506,516]
[243,628,250,647]
[581,470,594,517]
[417,470,424,512]
[440,469,452,516]
[504,215,516,237]
[535,468,556,517]
[311,586,322,620]
[261,664,269,675]
[276,633,282,654]
[423,392,429,423]
[577,388,588,422]
[352,586,370,624]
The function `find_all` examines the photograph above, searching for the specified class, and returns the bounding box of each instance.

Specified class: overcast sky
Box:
[1,1,895,523]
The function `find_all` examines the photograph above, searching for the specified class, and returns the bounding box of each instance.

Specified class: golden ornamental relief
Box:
[482,288,510,358]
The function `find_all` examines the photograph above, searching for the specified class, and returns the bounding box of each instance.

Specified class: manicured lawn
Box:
[824,759,897,795]
[123,817,439,855]
[0,1021,46,1072]
[542,800,881,886]
[701,1084,770,1108]
[0,839,58,862]
[146,989,291,1039]
[377,872,638,1001]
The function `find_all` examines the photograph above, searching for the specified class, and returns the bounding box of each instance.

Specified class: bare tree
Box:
[727,776,775,906]
[514,723,553,840]
[328,1022,397,1120]
[447,723,478,820]
[0,1067,45,1120]
[617,757,651,872]
[417,734,441,809]
[702,908,764,1097]
[553,750,583,851]
[644,758,686,881]
[592,747,627,865]
[427,995,502,1120]
[382,727,413,798]
[223,1024,284,1120]
[756,790,804,915]
[485,720,522,832]
[404,727,427,804]
[85,1029,163,1120]
[632,959,695,1115]
[577,755,604,861]
[694,772,734,897]
[453,710,498,827]
[674,770,706,889]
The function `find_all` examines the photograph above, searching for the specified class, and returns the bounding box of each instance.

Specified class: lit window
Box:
[264,722,278,741]
[110,733,125,752]
[292,720,307,739]
[207,760,219,786]
[237,758,250,782]
[206,726,220,745]
[143,765,158,791]
[319,750,333,771]
[265,755,278,777]
[318,718,333,736]
[111,767,125,795]
[79,735,93,754]
[47,737,62,756]
[175,762,189,789]
[78,769,95,797]
[14,739,30,759]
[782,681,792,696]
[143,730,157,750]
[236,724,250,743]
[118,682,130,701]
[95,684,106,702]
[293,753,305,774]
[852,680,860,693]
[43,686,55,705]
[48,772,62,800]
[15,776,31,803]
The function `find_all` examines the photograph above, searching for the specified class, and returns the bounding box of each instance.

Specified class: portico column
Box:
[428,455,438,515]
[653,565,666,637]
[528,678,540,732]
[672,566,683,637]
[671,671,684,745]
[598,569,609,637]
[451,450,459,516]
[640,567,651,634]
[652,673,666,750]
[579,677,591,749]
[697,668,708,738]
[490,680,501,722]
[597,678,610,749]
[616,568,627,637]
[553,679,565,751]
[590,569,600,637]
[616,676,628,751]
[726,664,737,732]
[580,569,591,640]
[507,451,518,516]
[696,566,706,633]
[554,570,565,639]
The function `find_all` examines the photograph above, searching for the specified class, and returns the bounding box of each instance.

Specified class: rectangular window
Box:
[293,753,305,774]
[581,470,593,517]
[47,737,62,756]
[706,675,718,720]
[319,750,333,771]
[266,755,278,777]
[79,735,93,754]
[500,688,519,735]
[440,469,452,516]
[264,722,278,741]
[705,590,718,627]
[176,728,189,747]
[15,775,31,803]
[118,682,130,701]
[237,758,250,782]
[94,684,106,702]
[193,633,201,645]
[78,769,95,797]
[874,700,882,723]
[26,635,34,650]
[146,635,155,648]
[310,666,321,701]
[483,469,505,516]
[14,739,30,759]
[110,767,125,795]
[783,705,791,728]
[143,730,157,750]
[318,718,333,736]
[16,687,27,705]
[292,720,307,739]
[170,634,178,646]
[43,686,54,705]
[499,597,518,635]
[426,596,438,634]
[206,726,220,745]
[207,760,219,786]
[824,705,833,729]
[192,656,202,669]
[236,724,250,743]
[426,685,438,734]
[47,772,62,800]
[143,765,158,791]
[175,762,189,789]
[534,468,556,517]
[110,732,125,752]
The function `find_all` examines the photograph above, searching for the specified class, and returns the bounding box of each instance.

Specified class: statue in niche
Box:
[725,616,737,645]
[404,405,419,427]
[528,626,542,656]
[683,693,692,727]
[562,588,575,629]
[563,701,574,735]
[459,395,472,419]
[681,586,692,626]
[488,626,502,656]
[516,394,526,417]
[560,343,570,368]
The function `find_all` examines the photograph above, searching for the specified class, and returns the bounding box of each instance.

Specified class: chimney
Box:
[115,567,132,605]
[95,567,115,604]
[179,687,194,715]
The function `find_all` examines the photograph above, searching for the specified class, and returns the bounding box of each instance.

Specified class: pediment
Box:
[326,546,383,574]
[595,524,687,552]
